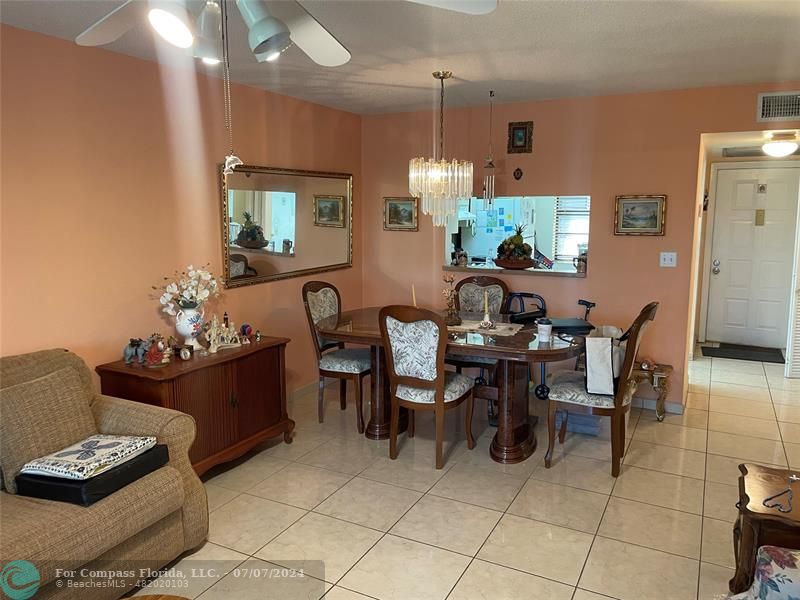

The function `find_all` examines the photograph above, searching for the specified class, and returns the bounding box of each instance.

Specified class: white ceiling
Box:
[2,0,800,115]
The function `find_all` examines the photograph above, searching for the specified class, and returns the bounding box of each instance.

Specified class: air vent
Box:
[757,91,800,122]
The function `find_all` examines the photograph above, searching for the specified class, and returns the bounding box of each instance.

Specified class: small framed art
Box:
[383,197,419,231]
[614,195,667,236]
[314,195,345,227]
[507,121,533,154]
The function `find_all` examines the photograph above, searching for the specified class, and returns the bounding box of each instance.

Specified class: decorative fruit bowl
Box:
[494,257,536,270]
[235,238,269,249]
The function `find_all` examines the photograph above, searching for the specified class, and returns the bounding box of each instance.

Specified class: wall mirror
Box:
[221,165,352,287]
[444,195,590,276]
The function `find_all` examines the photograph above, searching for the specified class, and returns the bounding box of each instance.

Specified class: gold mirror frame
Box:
[220,165,353,288]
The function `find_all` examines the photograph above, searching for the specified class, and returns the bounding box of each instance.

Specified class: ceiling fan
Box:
[75,0,498,67]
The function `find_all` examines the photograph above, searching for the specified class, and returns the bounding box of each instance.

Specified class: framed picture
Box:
[507,121,533,154]
[383,197,419,231]
[314,195,345,227]
[614,195,667,236]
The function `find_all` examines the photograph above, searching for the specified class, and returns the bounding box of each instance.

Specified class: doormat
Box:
[701,343,785,364]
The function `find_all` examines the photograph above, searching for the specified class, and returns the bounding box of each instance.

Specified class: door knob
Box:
[712,266,720,275]
[712,259,720,267]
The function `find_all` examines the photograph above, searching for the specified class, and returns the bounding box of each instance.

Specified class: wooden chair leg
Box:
[610,413,625,477]
[339,379,347,410]
[435,408,445,469]
[465,393,475,450]
[317,376,325,423]
[558,410,568,444]
[355,377,364,434]
[408,409,415,438]
[544,400,558,468]
[389,399,400,460]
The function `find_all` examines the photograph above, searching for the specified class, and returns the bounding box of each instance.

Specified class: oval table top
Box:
[316,307,583,363]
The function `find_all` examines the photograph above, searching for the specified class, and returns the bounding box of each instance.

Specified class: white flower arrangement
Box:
[154,264,220,316]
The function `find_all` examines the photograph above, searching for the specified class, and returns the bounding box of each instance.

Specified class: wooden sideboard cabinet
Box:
[96,337,294,475]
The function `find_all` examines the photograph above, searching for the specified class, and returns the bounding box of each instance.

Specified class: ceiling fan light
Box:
[194,0,222,64]
[148,7,194,49]
[265,51,281,62]
[248,17,291,55]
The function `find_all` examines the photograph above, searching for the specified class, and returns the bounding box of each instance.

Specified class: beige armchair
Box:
[0,349,208,599]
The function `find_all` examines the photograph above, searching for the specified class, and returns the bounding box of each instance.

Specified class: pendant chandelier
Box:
[409,71,473,227]
[482,90,496,205]
[221,0,242,175]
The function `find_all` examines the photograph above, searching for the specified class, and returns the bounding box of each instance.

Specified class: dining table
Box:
[315,307,584,464]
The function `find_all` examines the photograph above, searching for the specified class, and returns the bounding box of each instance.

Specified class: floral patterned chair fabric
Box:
[731,546,800,600]
[319,348,371,374]
[307,287,339,348]
[396,372,474,404]
[547,371,631,408]
[458,283,505,314]
[385,317,439,381]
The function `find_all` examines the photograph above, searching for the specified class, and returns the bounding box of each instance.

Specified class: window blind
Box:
[554,196,590,261]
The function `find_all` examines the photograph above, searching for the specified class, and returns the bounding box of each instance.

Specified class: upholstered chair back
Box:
[302,281,342,358]
[379,306,448,402]
[455,277,510,314]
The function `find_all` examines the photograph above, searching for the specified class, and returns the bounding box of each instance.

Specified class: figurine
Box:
[144,333,169,366]
[204,314,243,353]
[255,330,262,342]
[240,323,253,337]
[123,338,148,365]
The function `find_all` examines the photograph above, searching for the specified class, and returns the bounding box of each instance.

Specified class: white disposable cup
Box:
[538,323,553,342]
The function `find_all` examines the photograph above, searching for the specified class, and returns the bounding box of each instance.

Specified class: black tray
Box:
[15,445,169,506]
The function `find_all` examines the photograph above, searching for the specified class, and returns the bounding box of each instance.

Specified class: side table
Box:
[730,464,800,594]
[632,363,673,421]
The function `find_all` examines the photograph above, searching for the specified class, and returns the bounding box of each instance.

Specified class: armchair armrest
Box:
[90,395,208,550]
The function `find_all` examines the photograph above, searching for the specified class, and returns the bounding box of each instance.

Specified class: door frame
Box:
[699,161,800,353]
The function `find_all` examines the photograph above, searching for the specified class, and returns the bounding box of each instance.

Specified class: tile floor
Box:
[135,356,798,600]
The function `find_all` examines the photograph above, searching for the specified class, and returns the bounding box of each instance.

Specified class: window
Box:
[554,196,590,261]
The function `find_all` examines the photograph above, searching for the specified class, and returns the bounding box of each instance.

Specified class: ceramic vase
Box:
[175,307,204,349]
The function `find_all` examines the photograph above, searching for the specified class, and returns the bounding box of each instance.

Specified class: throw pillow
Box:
[0,367,97,493]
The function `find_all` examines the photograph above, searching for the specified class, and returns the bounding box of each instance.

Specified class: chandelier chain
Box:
[439,76,445,161]
[221,0,234,154]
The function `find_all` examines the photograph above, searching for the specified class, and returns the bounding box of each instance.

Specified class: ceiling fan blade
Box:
[271,1,350,67]
[75,0,148,46]
[405,0,497,15]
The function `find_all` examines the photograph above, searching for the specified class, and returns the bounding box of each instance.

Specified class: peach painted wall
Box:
[361,84,800,404]
[0,25,362,393]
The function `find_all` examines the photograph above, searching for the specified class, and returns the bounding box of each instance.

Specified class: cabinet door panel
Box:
[234,348,282,440]
[173,363,236,463]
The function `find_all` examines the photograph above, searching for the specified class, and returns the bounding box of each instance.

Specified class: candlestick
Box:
[483,290,489,314]
[412,284,417,308]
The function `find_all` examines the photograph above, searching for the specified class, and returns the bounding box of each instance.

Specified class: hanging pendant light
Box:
[482,90,496,205]
[409,71,473,227]
[221,0,242,175]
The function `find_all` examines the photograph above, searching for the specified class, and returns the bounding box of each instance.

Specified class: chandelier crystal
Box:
[409,71,473,227]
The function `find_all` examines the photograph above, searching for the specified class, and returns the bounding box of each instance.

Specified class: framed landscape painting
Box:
[383,197,419,231]
[314,195,345,227]
[614,195,667,236]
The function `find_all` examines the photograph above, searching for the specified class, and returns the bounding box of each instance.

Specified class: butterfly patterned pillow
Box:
[19,435,156,480]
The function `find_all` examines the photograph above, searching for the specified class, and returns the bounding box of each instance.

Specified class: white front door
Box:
[707,166,800,348]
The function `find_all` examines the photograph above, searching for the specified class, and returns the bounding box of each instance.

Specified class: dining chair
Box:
[379,305,476,469]
[446,276,510,377]
[302,281,370,433]
[544,301,659,477]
